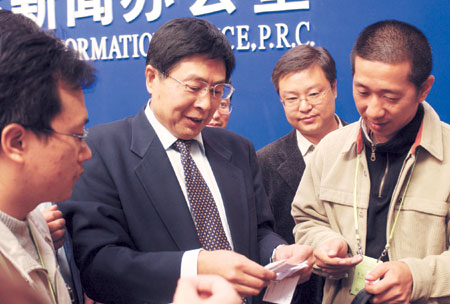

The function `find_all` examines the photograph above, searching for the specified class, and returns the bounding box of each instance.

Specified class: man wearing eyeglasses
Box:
[61,17,314,304]
[207,97,233,128]
[0,10,94,304]
[257,45,345,303]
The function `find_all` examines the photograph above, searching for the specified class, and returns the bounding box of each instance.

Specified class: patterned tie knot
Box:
[174,139,192,154]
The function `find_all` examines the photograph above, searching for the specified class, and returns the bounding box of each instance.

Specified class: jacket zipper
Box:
[370,142,376,161]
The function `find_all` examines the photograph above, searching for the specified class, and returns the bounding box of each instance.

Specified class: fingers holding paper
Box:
[197,250,276,297]
[272,244,314,283]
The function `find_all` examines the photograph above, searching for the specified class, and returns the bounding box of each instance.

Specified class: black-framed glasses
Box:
[281,86,332,107]
[49,129,89,141]
[217,99,233,115]
[163,72,234,100]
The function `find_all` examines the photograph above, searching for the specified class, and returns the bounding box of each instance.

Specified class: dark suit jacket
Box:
[60,231,84,304]
[257,129,304,244]
[256,118,346,304]
[61,109,286,304]
[257,117,347,243]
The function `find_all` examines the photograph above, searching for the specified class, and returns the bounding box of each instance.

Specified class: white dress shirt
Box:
[144,102,234,277]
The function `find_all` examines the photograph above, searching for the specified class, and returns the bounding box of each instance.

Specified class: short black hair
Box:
[0,10,96,136]
[0,10,41,33]
[146,18,235,82]
[351,20,432,89]
[271,45,336,94]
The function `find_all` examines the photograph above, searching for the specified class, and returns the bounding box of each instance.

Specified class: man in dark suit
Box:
[61,18,314,304]
[257,45,346,303]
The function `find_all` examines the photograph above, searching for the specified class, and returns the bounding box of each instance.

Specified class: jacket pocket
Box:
[393,198,448,256]
[318,187,360,246]
[319,187,356,208]
[400,197,448,216]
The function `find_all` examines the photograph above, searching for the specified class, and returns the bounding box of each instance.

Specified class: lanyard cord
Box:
[353,150,419,262]
[353,156,363,256]
[28,222,58,304]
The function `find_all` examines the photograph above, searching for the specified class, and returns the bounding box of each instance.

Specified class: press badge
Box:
[350,255,382,295]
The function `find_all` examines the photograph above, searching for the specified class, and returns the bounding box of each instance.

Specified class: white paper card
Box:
[262,260,309,304]
[263,275,299,304]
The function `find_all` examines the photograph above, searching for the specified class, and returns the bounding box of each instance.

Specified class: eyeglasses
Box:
[281,86,332,107]
[163,72,234,100]
[217,99,233,115]
[49,129,89,142]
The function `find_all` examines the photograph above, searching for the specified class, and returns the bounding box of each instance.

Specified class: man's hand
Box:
[173,275,241,304]
[84,293,101,304]
[364,261,412,303]
[314,238,362,278]
[272,244,315,284]
[197,250,276,297]
[41,205,66,250]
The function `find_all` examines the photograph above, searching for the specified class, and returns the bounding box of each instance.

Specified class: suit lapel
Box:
[131,110,201,250]
[277,130,306,191]
[203,132,249,256]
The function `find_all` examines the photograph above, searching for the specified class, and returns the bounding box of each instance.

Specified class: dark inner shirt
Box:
[363,104,424,261]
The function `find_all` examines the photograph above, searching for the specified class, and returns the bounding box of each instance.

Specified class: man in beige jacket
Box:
[292,20,450,304]
[0,10,94,303]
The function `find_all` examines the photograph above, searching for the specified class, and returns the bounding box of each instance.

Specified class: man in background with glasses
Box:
[61,17,314,304]
[257,44,346,303]
[0,10,94,304]
[207,96,233,128]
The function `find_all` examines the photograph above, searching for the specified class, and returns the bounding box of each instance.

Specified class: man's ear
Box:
[145,64,158,94]
[0,124,27,163]
[331,80,338,100]
[418,75,435,102]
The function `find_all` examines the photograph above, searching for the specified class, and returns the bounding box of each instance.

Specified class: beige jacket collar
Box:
[340,101,443,161]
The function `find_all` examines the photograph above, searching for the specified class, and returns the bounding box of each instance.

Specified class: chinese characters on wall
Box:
[5,0,309,29]
[3,0,312,61]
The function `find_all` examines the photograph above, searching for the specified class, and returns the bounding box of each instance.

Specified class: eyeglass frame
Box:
[47,128,89,142]
[217,99,233,115]
[19,124,88,142]
[281,86,333,107]
[161,71,234,101]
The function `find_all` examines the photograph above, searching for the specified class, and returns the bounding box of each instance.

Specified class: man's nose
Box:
[298,98,312,113]
[194,91,213,111]
[365,96,385,119]
[211,109,221,120]
[79,142,92,162]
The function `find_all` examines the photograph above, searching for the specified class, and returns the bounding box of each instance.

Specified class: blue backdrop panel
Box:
[1,0,449,149]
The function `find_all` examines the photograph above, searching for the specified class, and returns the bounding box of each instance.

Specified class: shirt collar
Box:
[296,130,315,157]
[144,100,205,152]
[296,114,343,157]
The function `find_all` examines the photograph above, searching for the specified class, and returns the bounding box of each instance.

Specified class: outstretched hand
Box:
[313,238,362,279]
